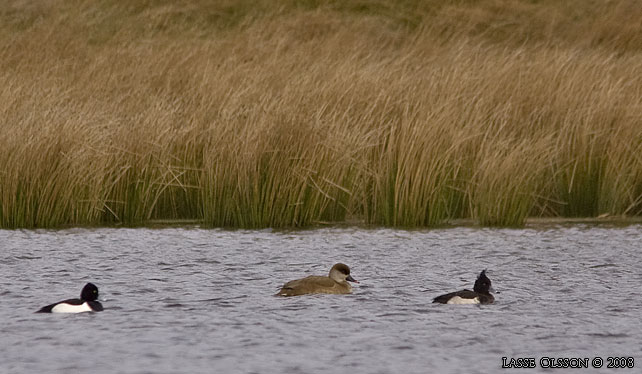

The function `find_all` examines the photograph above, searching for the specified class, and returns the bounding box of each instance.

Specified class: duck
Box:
[277,263,358,296]
[36,282,104,313]
[432,270,495,304]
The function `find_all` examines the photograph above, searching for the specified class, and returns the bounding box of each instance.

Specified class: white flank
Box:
[446,296,480,305]
[51,302,93,313]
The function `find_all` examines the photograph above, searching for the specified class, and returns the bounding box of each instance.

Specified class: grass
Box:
[1,0,641,228]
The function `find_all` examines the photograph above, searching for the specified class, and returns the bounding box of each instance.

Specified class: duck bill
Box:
[346,275,359,283]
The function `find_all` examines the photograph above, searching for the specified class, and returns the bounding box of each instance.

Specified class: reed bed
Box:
[1,0,641,228]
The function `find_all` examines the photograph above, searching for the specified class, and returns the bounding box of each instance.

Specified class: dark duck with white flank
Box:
[433,270,495,304]
[36,283,104,313]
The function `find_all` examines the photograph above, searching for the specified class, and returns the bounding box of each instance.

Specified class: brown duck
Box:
[276,263,359,296]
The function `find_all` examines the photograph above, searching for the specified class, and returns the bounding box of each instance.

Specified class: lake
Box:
[1,225,640,373]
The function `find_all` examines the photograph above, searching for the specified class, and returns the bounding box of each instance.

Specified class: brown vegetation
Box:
[1,0,641,228]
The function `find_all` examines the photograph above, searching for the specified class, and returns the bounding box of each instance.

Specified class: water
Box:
[1,225,640,373]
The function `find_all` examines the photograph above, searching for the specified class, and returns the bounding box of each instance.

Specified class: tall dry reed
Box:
[1,0,641,228]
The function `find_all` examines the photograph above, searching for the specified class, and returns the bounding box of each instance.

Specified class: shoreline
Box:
[5,216,640,231]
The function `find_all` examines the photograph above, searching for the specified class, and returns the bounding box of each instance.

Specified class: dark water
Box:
[1,225,640,373]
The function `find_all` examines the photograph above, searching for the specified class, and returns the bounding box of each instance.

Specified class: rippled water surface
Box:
[1,225,641,373]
